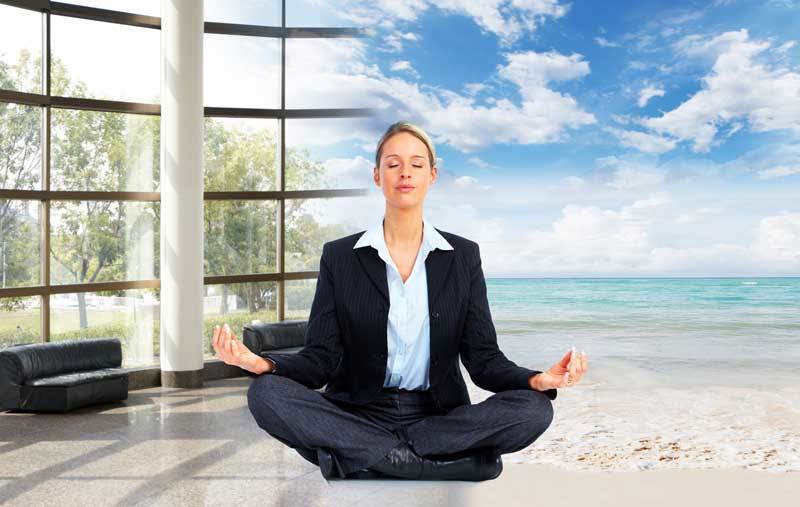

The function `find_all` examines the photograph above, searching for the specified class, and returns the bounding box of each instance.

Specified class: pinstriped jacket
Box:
[263,228,557,412]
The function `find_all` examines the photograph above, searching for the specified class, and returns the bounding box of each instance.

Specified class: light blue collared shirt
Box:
[353,216,454,390]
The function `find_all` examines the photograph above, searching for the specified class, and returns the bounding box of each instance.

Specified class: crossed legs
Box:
[246,374,554,478]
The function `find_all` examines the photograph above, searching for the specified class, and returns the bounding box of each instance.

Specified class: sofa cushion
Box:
[243,320,307,353]
[25,367,128,388]
[20,376,128,412]
[0,338,123,383]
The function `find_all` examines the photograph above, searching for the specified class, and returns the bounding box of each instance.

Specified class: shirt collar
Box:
[353,216,454,252]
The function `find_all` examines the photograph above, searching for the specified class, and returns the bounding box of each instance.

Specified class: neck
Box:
[382,207,424,248]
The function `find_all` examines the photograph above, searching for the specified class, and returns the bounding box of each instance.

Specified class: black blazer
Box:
[264,228,557,412]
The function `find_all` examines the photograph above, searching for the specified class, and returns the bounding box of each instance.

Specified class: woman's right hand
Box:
[212,323,273,374]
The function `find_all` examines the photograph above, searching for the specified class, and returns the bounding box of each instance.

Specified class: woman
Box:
[212,121,588,481]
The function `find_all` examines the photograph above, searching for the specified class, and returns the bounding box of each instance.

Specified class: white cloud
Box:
[464,83,490,96]
[605,127,678,154]
[594,36,620,48]
[753,212,800,265]
[426,0,569,46]
[560,176,586,188]
[480,198,800,275]
[322,0,568,46]
[499,50,591,85]
[757,166,800,180]
[641,29,800,152]
[637,84,665,107]
[390,60,420,79]
[674,206,723,224]
[611,113,631,125]
[453,175,492,191]
[774,40,797,54]
[322,155,375,188]
[379,31,420,53]
[467,157,491,169]
[365,49,595,152]
[605,164,666,190]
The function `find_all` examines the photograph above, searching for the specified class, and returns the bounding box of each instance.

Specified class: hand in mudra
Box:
[533,347,588,390]
[212,323,263,374]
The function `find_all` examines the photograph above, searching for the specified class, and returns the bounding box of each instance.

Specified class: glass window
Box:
[285,38,372,109]
[50,201,159,285]
[204,34,280,109]
[51,16,160,103]
[73,1,161,16]
[204,200,278,276]
[52,109,159,192]
[0,102,42,191]
[205,0,280,26]
[204,118,278,192]
[285,196,367,272]
[285,279,316,320]
[202,281,278,358]
[285,117,379,190]
[0,4,42,94]
[0,200,41,288]
[0,296,40,349]
[50,289,160,367]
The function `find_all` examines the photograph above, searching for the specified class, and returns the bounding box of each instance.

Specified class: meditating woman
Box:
[212,121,588,481]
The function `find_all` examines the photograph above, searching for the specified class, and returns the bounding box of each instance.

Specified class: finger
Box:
[220,325,231,354]
[569,346,578,377]
[212,325,221,349]
[559,348,572,367]
[574,349,584,376]
[581,350,588,374]
[563,371,570,387]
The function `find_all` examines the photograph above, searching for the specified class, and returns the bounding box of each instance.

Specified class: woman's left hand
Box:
[531,346,587,390]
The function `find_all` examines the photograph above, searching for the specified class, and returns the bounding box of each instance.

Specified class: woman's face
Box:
[374,132,437,211]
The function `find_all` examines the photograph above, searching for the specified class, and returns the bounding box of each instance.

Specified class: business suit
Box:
[248,226,556,478]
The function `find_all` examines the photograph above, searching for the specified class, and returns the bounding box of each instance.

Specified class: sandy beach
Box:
[445,463,800,507]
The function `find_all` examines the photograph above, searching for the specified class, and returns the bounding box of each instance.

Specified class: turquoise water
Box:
[485,277,800,388]
[478,278,800,471]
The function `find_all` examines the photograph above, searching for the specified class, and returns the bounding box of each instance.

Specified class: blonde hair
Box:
[374,121,436,169]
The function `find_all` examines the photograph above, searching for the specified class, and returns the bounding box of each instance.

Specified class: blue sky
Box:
[2,0,798,276]
[296,0,800,276]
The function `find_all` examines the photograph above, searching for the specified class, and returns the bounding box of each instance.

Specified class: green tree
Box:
[2,47,361,351]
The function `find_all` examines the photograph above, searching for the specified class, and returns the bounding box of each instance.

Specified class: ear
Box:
[430,165,437,184]
[373,166,380,186]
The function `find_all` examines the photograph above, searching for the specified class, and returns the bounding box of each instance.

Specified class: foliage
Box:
[1,48,354,362]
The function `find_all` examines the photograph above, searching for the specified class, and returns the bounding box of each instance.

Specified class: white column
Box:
[160,0,204,387]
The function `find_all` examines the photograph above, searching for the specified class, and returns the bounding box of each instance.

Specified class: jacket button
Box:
[432,311,440,319]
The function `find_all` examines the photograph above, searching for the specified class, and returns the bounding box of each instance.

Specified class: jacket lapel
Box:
[355,246,389,303]
[425,248,454,308]
[354,239,455,309]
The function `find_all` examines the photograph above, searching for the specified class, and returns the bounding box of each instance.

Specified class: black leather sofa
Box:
[243,320,306,357]
[0,338,129,412]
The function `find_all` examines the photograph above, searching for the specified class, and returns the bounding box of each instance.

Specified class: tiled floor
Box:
[0,377,520,506]
[4,377,799,507]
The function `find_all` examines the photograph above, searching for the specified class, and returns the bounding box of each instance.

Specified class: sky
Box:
[1,0,799,276]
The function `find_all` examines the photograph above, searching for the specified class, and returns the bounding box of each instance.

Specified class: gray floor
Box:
[4,378,799,507]
[0,377,536,506]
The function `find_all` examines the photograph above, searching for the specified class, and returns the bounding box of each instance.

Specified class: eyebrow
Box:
[383,154,427,160]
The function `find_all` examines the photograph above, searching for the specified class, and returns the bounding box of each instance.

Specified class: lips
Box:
[397,185,415,191]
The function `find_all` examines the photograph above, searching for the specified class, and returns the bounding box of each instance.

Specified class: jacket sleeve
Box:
[459,242,557,400]
[261,242,342,390]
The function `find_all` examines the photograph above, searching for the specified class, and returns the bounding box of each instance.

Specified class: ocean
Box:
[469,278,800,472]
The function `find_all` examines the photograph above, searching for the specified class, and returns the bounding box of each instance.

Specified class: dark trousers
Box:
[246,374,554,478]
